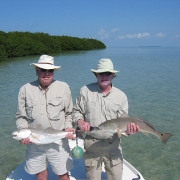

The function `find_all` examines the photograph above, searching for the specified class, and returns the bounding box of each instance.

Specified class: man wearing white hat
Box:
[73,58,139,180]
[16,55,75,180]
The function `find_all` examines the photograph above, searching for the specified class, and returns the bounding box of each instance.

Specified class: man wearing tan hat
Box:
[15,55,75,180]
[73,58,139,180]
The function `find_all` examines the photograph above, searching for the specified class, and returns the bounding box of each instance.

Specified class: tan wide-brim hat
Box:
[31,55,61,70]
[91,58,119,73]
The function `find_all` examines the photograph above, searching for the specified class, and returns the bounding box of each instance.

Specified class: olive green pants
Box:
[84,136,123,180]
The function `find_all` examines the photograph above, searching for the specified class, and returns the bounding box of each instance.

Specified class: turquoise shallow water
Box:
[0,47,179,180]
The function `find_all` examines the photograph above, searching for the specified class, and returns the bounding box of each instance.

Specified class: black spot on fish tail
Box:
[160,132,173,144]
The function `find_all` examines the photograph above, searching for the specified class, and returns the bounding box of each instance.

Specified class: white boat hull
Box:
[6,139,145,180]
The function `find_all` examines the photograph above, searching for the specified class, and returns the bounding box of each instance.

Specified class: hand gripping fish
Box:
[76,126,114,140]
[98,113,173,144]
[12,128,73,145]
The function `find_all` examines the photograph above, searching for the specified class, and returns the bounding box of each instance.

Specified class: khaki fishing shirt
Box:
[16,80,73,130]
[73,82,128,127]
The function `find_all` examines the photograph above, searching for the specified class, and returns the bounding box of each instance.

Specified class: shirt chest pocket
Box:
[48,97,63,121]
[107,102,121,118]
[85,101,99,124]
[25,100,38,120]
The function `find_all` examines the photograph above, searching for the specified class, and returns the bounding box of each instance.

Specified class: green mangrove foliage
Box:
[0,31,106,60]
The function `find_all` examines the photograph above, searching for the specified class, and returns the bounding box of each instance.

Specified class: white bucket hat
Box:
[31,55,61,70]
[91,58,119,73]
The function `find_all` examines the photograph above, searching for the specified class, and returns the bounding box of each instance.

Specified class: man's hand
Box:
[126,122,140,135]
[78,119,90,132]
[65,128,76,140]
[20,138,32,144]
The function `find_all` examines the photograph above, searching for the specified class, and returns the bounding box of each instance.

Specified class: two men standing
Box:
[16,55,139,180]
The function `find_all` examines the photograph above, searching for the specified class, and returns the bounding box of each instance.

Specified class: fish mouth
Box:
[12,135,17,139]
[12,132,18,138]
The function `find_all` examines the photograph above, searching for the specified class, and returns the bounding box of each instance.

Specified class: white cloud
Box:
[155,32,166,38]
[97,28,106,35]
[95,29,167,41]
[111,28,120,32]
[96,28,109,39]
[117,35,125,40]
[117,32,151,39]
[175,34,180,39]
[95,28,120,39]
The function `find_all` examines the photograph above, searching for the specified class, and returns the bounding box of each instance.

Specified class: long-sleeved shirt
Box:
[73,82,128,127]
[16,80,73,130]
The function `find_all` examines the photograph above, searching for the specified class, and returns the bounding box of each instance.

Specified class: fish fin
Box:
[117,128,121,138]
[31,133,40,140]
[121,132,129,137]
[142,119,157,131]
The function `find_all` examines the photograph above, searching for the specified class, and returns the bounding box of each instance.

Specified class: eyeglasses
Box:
[39,68,54,73]
[98,72,112,76]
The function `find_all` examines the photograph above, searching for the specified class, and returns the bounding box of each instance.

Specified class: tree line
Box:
[0,31,106,60]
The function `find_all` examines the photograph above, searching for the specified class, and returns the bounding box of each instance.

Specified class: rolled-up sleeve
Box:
[64,85,73,128]
[73,88,85,123]
[16,86,29,129]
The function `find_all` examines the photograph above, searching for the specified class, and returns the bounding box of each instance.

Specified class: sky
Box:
[0,0,180,47]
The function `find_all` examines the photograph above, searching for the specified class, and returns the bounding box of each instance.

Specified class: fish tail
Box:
[117,128,121,138]
[160,132,173,144]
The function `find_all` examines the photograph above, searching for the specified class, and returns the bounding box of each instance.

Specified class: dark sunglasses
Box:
[39,68,54,73]
[98,72,112,76]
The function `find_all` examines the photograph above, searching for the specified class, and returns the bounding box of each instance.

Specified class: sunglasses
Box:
[98,72,112,76]
[39,68,54,73]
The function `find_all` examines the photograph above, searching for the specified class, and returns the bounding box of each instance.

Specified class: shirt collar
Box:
[96,82,113,96]
[38,80,52,92]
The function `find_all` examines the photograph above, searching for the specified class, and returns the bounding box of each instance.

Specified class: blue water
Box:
[0,47,179,180]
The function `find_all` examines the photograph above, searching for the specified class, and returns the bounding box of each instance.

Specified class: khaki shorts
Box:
[25,139,73,175]
[84,136,123,180]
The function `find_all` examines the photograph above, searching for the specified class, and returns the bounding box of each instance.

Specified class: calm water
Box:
[0,47,179,180]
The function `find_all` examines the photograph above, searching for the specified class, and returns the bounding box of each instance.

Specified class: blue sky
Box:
[0,0,180,47]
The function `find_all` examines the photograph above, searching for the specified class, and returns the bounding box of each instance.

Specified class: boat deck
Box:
[6,139,145,180]
[6,158,144,180]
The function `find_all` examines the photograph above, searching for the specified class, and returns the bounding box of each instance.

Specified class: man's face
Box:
[96,72,114,89]
[36,68,54,89]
